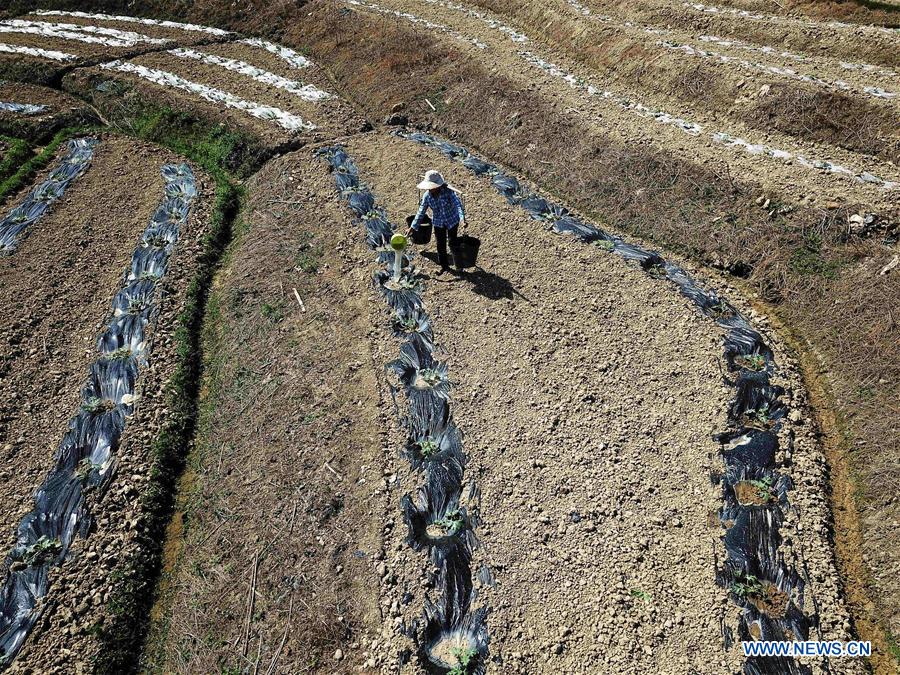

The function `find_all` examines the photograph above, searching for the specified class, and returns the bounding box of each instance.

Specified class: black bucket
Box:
[407,214,432,245]
[453,235,480,269]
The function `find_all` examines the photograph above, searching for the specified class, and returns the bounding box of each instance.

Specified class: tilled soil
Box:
[346,132,729,672]
[0,81,92,139]
[150,151,388,674]
[341,131,865,673]
[363,0,899,211]
[129,44,365,137]
[0,133,212,672]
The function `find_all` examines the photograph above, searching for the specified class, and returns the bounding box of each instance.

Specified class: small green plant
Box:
[144,234,170,249]
[731,574,764,599]
[737,353,766,371]
[448,646,478,675]
[107,347,133,361]
[294,231,323,273]
[746,403,771,427]
[261,301,284,323]
[82,396,115,414]
[711,300,733,318]
[397,315,418,332]
[139,270,162,281]
[431,510,465,538]
[594,239,614,251]
[418,438,440,458]
[630,589,651,602]
[647,263,666,278]
[18,536,62,568]
[128,297,149,315]
[747,476,775,501]
[418,368,444,387]
[76,457,104,482]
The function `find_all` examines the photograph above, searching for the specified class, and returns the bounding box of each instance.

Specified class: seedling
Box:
[630,589,651,602]
[731,574,764,599]
[710,300,733,319]
[745,403,772,428]
[747,476,775,501]
[261,302,285,323]
[428,510,465,538]
[396,315,419,333]
[166,205,184,223]
[76,457,104,482]
[594,239,614,251]
[10,213,29,224]
[82,396,115,414]
[144,234,170,249]
[448,647,478,675]
[127,297,149,315]
[647,263,667,278]
[736,353,766,372]
[418,438,440,458]
[139,270,162,281]
[18,536,62,568]
[416,368,444,388]
[107,348,133,361]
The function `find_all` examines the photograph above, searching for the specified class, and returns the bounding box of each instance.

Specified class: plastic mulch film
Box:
[398,130,818,674]
[0,163,195,667]
[0,138,98,256]
[0,102,48,115]
[318,146,489,674]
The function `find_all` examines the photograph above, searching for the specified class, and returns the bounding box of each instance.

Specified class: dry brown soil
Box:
[1,133,212,673]
[149,150,388,674]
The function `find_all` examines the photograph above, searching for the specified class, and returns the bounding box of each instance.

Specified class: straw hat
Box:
[417,169,445,190]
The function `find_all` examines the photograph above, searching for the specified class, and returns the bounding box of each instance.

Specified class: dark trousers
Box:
[435,224,459,268]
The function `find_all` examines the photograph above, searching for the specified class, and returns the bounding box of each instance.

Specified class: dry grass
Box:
[742,84,900,164]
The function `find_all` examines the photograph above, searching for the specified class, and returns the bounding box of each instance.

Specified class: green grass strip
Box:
[0,135,31,186]
[0,125,99,205]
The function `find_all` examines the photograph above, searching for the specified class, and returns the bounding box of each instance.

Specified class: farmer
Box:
[408,169,466,274]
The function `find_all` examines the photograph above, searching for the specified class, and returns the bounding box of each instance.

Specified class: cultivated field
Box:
[0,1,896,673]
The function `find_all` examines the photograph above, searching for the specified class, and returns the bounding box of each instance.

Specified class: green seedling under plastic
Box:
[431,511,465,538]
[731,574,764,599]
[76,457,104,482]
[418,438,440,458]
[594,239,614,251]
[746,403,772,427]
[448,647,478,675]
[417,368,444,388]
[17,536,62,568]
[107,347,133,361]
[747,476,775,501]
[82,396,115,414]
[737,353,766,372]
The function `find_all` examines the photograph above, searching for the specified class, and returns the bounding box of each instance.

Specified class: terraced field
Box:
[0,1,896,674]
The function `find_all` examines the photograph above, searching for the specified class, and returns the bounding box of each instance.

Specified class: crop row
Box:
[319,146,489,674]
[0,137,97,255]
[0,162,196,666]
[400,129,820,674]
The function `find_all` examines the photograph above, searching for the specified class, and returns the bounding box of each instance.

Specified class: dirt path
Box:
[356,0,899,210]
[345,132,740,672]
[151,151,389,673]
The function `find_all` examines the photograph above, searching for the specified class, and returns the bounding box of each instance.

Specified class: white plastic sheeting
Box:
[238,38,312,69]
[0,19,167,48]
[100,60,316,131]
[35,10,231,36]
[659,40,897,100]
[343,0,487,50]
[0,101,48,115]
[168,48,332,101]
[0,42,75,60]
[521,51,899,190]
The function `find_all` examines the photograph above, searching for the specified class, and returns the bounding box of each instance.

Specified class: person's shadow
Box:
[420,251,529,301]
